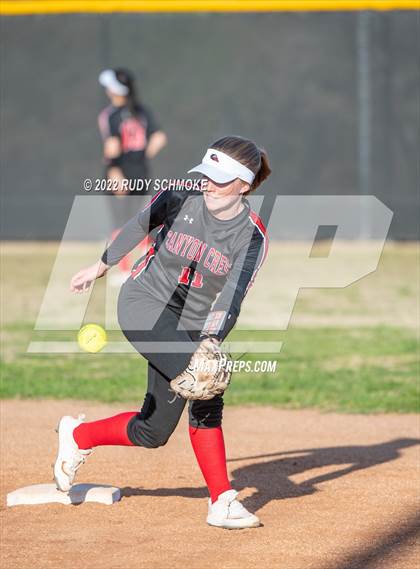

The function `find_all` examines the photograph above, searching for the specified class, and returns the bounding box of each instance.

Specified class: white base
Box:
[7,483,121,507]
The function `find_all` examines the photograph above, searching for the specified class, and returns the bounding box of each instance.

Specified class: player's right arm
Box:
[98,107,125,194]
[70,190,169,293]
[70,260,109,293]
[143,105,167,159]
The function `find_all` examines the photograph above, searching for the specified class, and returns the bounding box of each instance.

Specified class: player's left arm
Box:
[201,232,268,342]
[143,106,167,159]
[145,131,167,159]
[70,191,169,292]
[101,190,169,267]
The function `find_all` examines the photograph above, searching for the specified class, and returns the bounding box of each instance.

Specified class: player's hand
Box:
[70,260,109,293]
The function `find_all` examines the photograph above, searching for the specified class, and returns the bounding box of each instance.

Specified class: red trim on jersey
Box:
[130,226,163,280]
[131,245,155,280]
[97,105,113,140]
[246,210,269,293]
[249,210,268,238]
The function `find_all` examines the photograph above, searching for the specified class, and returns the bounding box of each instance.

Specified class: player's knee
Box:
[127,414,173,448]
[188,396,224,429]
[144,429,171,448]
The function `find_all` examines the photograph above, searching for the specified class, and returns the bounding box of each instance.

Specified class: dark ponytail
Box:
[114,68,143,117]
[251,148,271,191]
[210,135,271,192]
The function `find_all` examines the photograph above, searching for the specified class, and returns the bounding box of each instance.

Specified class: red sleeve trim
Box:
[246,211,269,293]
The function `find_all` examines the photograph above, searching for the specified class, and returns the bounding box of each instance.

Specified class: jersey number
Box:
[178,267,203,288]
[120,118,146,152]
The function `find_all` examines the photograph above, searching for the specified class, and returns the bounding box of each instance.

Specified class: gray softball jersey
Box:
[102,189,268,340]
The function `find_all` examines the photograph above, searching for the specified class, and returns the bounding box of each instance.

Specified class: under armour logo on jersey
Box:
[184,215,194,224]
[210,153,219,162]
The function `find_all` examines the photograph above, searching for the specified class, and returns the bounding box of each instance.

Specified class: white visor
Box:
[188,148,255,184]
[98,69,129,96]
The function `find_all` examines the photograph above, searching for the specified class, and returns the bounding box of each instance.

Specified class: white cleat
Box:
[53,414,92,493]
[206,489,260,529]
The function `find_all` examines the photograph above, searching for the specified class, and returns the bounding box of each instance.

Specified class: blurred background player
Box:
[98,68,167,284]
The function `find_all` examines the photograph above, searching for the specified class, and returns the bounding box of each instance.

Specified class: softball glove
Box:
[170,338,232,400]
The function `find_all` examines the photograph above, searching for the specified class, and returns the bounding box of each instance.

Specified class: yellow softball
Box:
[77,324,107,353]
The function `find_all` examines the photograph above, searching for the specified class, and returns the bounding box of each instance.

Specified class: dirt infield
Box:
[1,400,419,569]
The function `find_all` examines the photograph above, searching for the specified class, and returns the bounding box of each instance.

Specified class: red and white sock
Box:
[189,425,232,503]
[73,412,137,449]
[74,415,232,504]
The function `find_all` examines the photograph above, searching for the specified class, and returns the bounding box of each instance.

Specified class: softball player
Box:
[98,68,166,280]
[54,135,271,529]
[98,67,167,193]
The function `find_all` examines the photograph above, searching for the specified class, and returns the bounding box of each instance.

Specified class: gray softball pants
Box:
[117,276,224,448]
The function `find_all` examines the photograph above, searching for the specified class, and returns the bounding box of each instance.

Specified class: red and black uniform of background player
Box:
[98,103,161,184]
[102,188,268,447]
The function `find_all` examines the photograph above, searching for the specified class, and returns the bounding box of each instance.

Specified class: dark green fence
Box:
[1,11,418,239]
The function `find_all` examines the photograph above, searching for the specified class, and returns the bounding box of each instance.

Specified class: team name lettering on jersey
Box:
[203,248,232,275]
[165,231,231,275]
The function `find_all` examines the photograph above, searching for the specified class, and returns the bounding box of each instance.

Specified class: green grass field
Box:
[1,242,419,412]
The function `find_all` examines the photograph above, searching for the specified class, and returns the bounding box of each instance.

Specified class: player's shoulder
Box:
[98,104,112,125]
[98,104,119,120]
[243,200,268,243]
[98,105,122,134]
[248,210,268,240]
[242,205,269,266]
